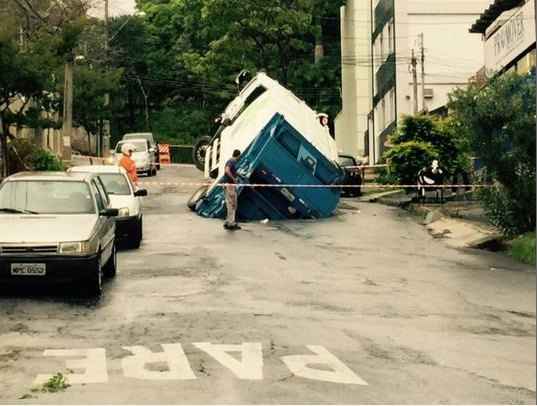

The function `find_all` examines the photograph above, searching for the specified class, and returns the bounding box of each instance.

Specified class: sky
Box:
[90,0,137,18]
[110,0,136,16]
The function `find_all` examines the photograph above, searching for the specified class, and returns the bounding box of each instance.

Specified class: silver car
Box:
[113,139,158,177]
[0,172,118,297]
[122,132,160,170]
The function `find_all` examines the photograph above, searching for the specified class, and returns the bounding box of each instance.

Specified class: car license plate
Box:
[10,263,46,276]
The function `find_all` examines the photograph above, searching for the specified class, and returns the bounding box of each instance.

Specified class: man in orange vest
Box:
[119,143,139,186]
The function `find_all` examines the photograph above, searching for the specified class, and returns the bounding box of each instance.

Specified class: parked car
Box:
[122,132,160,170]
[0,172,118,296]
[68,165,147,248]
[113,139,158,177]
[338,154,363,197]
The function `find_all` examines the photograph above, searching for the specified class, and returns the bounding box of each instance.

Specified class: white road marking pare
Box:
[33,343,368,386]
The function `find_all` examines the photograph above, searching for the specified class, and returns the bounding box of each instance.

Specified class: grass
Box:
[509,232,536,265]
[31,372,70,394]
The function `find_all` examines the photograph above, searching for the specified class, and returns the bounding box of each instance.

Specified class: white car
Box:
[113,139,158,177]
[68,165,147,248]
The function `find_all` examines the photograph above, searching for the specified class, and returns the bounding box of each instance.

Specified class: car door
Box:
[91,179,115,263]
[126,174,142,218]
[147,140,155,166]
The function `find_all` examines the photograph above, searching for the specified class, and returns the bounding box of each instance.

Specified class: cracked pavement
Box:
[0,166,535,404]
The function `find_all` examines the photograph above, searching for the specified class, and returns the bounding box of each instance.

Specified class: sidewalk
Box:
[358,190,504,250]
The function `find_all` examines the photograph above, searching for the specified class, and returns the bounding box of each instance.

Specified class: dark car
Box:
[338,154,363,197]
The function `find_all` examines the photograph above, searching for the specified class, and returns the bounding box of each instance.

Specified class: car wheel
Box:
[103,243,117,278]
[192,136,211,172]
[146,169,153,177]
[83,255,103,297]
[188,185,209,211]
[152,167,158,176]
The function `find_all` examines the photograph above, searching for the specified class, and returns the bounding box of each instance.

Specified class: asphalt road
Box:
[0,165,535,404]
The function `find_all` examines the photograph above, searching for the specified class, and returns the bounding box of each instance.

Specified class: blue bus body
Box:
[195,114,343,221]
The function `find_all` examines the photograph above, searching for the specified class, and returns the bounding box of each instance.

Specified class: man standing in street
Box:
[119,143,139,187]
[223,149,241,230]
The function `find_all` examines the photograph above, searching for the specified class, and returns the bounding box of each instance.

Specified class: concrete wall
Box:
[335,0,371,160]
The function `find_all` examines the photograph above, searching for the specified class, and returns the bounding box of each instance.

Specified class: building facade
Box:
[336,0,489,163]
[470,0,536,77]
[335,0,372,160]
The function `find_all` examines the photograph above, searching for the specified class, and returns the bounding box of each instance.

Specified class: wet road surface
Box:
[0,165,535,404]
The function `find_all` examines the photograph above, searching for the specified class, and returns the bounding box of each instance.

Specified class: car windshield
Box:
[99,174,131,195]
[338,156,355,167]
[0,181,95,214]
[116,141,148,153]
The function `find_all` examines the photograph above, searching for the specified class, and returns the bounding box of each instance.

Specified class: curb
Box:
[358,189,406,204]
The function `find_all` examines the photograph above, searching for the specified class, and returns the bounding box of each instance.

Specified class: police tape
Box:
[140,181,491,189]
[159,163,388,170]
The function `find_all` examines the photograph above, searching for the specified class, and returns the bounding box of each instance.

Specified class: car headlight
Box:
[59,241,93,256]
[118,207,130,218]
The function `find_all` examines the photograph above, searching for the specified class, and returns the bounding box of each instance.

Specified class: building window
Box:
[379,32,384,60]
[387,23,393,54]
[388,89,395,124]
[516,48,537,75]
[381,99,386,128]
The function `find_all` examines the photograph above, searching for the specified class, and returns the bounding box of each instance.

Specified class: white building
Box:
[336,0,490,164]
[335,0,372,160]
[470,0,536,77]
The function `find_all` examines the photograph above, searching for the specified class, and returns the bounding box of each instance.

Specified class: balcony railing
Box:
[373,52,396,107]
[373,0,394,42]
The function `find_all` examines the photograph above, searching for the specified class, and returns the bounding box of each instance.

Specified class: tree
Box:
[382,114,470,190]
[113,0,343,144]
[69,65,122,154]
[0,0,99,174]
[384,140,439,188]
[449,73,536,236]
[391,114,470,176]
[0,37,49,176]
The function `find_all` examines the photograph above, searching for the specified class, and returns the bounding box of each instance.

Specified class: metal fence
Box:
[169,145,194,164]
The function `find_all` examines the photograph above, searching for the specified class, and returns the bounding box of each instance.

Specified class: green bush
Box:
[449,73,536,235]
[509,233,536,265]
[30,149,64,171]
[7,139,63,173]
[375,167,399,185]
[390,114,470,177]
[384,141,438,188]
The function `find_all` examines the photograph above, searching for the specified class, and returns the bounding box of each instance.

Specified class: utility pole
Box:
[104,0,109,55]
[419,33,426,113]
[534,0,536,239]
[99,0,110,158]
[411,49,418,115]
[61,56,73,161]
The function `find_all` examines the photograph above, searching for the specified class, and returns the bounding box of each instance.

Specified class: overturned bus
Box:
[188,73,344,221]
